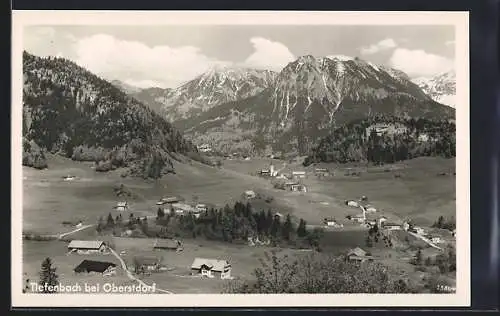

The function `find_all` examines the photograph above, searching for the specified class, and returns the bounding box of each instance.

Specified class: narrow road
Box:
[108,247,174,294]
[57,224,95,239]
[408,231,443,250]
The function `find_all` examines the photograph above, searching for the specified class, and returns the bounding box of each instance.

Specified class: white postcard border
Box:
[11,10,470,307]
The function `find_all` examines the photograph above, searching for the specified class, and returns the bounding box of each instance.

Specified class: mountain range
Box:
[167,55,455,155]
[412,70,456,108]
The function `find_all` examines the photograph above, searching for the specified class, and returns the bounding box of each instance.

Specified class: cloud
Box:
[123,79,164,89]
[360,38,397,55]
[445,40,455,46]
[72,34,226,88]
[243,37,295,71]
[389,48,454,77]
[23,27,57,56]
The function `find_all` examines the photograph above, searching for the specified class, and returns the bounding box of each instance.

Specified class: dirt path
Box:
[108,247,174,294]
[408,231,443,250]
[57,224,95,239]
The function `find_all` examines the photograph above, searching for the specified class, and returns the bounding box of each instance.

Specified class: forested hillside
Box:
[304,114,455,166]
[22,51,198,178]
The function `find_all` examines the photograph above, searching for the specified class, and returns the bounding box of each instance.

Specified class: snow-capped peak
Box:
[412,70,456,108]
[326,55,355,62]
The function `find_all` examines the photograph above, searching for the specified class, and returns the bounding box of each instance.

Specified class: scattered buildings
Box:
[172,203,195,216]
[365,206,377,213]
[67,240,108,254]
[74,260,117,276]
[346,247,374,263]
[134,256,162,272]
[191,258,232,279]
[153,239,182,251]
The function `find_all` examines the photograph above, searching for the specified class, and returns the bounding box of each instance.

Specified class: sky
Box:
[24,25,456,89]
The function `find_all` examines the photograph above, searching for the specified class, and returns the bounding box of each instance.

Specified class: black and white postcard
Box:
[11,10,470,307]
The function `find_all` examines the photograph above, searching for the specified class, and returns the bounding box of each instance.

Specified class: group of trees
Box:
[27,257,59,294]
[22,138,48,169]
[431,215,456,231]
[96,212,149,237]
[411,245,456,275]
[153,202,322,249]
[304,115,456,166]
[224,250,419,293]
[365,224,393,248]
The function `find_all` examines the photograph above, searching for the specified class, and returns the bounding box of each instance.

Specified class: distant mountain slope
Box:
[179,55,455,155]
[110,79,143,94]
[154,66,277,121]
[131,87,172,116]
[304,114,456,166]
[22,52,198,178]
[413,71,456,108]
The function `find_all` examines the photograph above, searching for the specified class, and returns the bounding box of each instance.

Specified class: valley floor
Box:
[20,154,457,294]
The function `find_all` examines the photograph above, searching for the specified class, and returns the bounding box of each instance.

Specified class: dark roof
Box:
[153,239,180,249]
[74,260,116,273]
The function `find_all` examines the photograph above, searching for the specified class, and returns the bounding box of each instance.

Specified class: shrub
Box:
[22,138,48,169]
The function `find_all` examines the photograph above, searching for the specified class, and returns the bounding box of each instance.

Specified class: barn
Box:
[191,258,232,279]
[153,239,182,251]
[67,240,108,254]
[346,247,374,263]
[74,260,117,276]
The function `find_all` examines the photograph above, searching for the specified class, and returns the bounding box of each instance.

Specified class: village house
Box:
[346,247,374,263]
[244,190,256,199]
[134,256,162,273]
[365,205,377,213]
[382,222,401,230]
[172,203,195,216]
[324,218,343,228]
[67,240,108,254]
[402,221,410,231]
[115,201,129,211]
[378,216,388,226]
[63,175,76,181]
[196,204,208,212]
[153,239,182,251]
[314,167,329,175]
[413,226,426,235]
[191,258,232,279]
[74,260,117,276]
[290,184,307,193]
[430,236,442,244]
[345,200,359,208]
[292,171,306,179]
[156,196,180,206]
[197,144,212,153]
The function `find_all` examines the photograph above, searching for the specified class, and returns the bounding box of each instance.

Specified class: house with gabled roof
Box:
[346,247,374,263]
[74,260,117,275]
[191,258,232,279]
[67,240,108,254]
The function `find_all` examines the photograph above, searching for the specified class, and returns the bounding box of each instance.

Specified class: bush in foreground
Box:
[223,250,420,293]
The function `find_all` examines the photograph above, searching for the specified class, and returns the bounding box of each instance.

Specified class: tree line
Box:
[304,114,455,166]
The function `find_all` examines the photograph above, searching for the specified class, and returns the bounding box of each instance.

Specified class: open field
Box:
[22,154,456,293]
